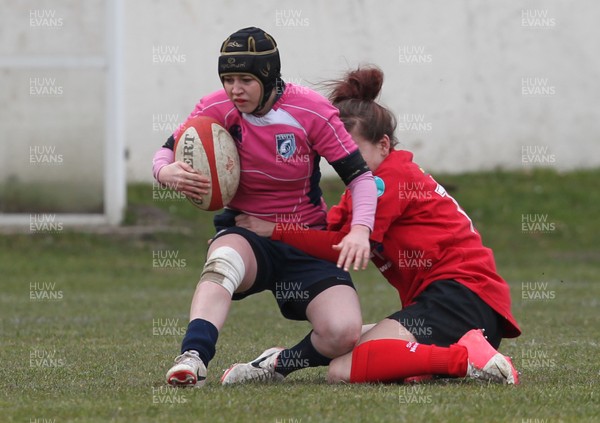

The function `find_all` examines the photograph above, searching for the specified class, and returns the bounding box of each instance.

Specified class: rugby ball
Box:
[173,116,240,211]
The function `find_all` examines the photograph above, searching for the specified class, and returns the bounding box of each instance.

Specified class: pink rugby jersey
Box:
[165,83,371,228]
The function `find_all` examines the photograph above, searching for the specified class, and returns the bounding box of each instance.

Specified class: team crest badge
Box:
[276,133,296,159]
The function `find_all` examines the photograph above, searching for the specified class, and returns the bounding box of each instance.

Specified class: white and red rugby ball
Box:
[173,116,240,211]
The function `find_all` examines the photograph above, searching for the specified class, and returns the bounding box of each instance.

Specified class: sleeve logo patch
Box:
[374,176,386,197]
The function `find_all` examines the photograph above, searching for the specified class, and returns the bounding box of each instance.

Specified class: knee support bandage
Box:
[200,246,246,296]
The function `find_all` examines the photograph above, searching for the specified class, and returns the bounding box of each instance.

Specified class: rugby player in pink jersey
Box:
[225,67,521,385]
[152,27,378,387]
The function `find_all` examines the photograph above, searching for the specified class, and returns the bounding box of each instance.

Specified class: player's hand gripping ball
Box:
[173,116,240,211]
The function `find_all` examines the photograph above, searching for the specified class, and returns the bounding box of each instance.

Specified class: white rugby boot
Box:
[166,350,207,387]
[221,347,285,385]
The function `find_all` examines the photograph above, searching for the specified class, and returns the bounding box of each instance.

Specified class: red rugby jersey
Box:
[272,150,521,338]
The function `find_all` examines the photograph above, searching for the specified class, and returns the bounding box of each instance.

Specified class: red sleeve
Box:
[326,168,404,244]
[271,225,346,263]
[327,189,352,231]
[369,165,408,243]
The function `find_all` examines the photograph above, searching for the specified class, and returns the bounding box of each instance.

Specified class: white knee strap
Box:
[201,246,246,296]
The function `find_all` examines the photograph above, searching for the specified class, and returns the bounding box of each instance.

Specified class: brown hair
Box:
[327,66,398,147]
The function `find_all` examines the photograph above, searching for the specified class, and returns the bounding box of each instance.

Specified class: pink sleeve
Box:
[347,171,376,231]
[152,147,174,182]
[173,90,230,140]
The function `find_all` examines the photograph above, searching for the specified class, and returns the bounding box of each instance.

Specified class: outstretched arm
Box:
[329,153,376,271]
[234,214,348,265]
[272,225,347,264]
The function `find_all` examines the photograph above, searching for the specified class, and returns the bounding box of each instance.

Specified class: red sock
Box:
[349,339,468,383]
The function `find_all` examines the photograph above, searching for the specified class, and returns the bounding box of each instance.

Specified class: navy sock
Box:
[274,331,331,376]
[180,318,219,367]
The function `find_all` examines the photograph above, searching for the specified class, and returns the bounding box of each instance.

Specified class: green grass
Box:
[1,168,598,422]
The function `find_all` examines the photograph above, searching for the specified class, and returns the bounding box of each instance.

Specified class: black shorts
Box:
[211,217,354,321]
[387,280,504,348]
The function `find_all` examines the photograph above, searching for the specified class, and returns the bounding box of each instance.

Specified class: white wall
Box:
[124,0,600,180]
[0,0,107,212]
[2,0,599,191]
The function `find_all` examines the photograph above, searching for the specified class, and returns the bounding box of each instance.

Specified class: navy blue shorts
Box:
[212,211,354,321]
[387,280,504,348]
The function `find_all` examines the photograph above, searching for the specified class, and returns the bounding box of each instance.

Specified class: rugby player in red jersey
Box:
[227,66,521,385]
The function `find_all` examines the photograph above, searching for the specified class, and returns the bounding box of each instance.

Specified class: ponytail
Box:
[327,66,398,147]
[329,67,383,104]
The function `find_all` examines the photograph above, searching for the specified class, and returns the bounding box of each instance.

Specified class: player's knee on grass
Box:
[313,317,361,357]
[327,355,352,383]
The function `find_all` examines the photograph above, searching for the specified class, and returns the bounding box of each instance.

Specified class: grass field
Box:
[1,168,599,422]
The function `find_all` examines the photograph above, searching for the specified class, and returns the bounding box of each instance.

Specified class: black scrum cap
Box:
[218,27,281,111]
